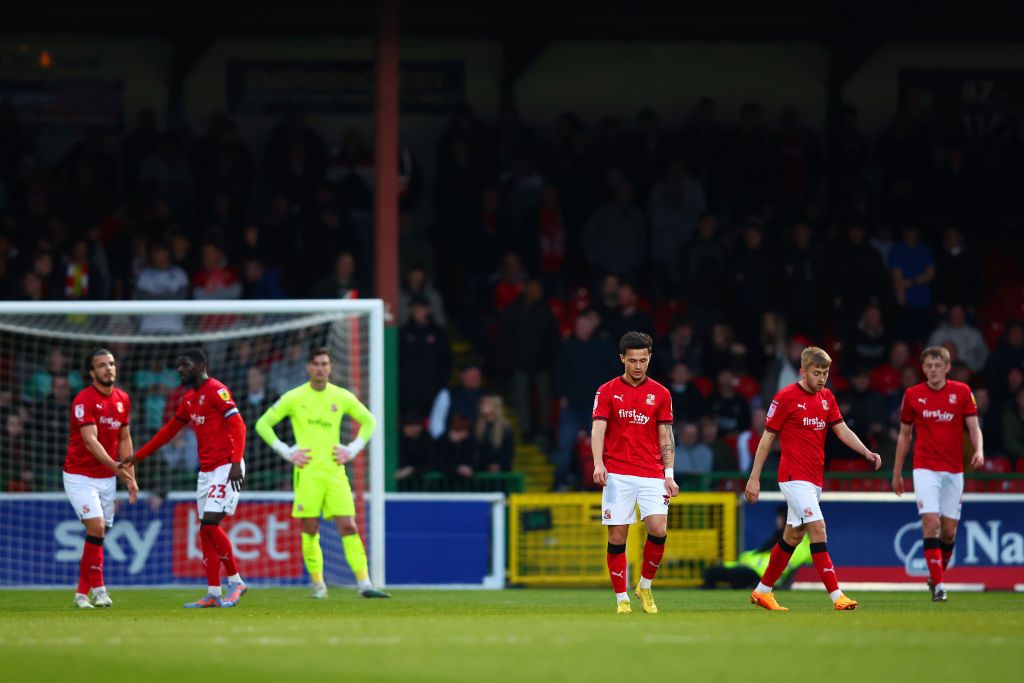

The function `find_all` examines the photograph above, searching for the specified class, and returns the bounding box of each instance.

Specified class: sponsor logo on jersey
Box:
[796,402,807,411]
[802,416,826,430]
[617,408,651,425]
[949,393,957,404]
[98,416,123,429]
[646,393,655,406]
[217,388,232,403]
[308,417,333,429]
[95,403,103,410]
[613,394,624,402]
[922,409,955,422]
[74,404,85,420]
[918,397,927,404]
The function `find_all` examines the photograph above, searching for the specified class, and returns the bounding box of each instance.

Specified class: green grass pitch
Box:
[1,589,1020,682]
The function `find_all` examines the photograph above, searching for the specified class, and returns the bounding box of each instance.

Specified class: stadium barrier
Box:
[508,492,736,587]
[744,492,1024,591]
[0,491,506,589]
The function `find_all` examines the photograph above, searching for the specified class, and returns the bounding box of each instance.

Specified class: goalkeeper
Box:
[255,346,389,599]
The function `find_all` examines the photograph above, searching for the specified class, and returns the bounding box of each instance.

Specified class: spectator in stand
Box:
[704,322,749,378]
[889,224,935,341]
[667,362,706,424]
[657,318,703,377]
[26,374,72,472]
[933,224,981,311]
[727,102,769,218]
[593,274,621,336]
[830,222,893,338]
[871,340,912,397]
[761,337,804,406]
[674,422,712,475]
[700,414,735,473]
[987,322,1024,406]
[628,109,673,202]
[605,282,655,342]
[429,361,486,439]
[398,263,446,327]
[489,252,528,314]
[774,107,820,213]
[396,413,436,487]
[583,176,645,283]
[22,347,84,403]
[926,305,989,374]
[837,367,887,458]
[736,407,768,474]
[708,369,751,437]
[436,414,480,484]
[681,212,727,336]
[730,218,778,348]
[263,112,327,214]
[239,366,279,481]
[502,278,560,444]
[648,160,706,300]
[849,303,891,369]
[554,311,617,489]
[267,341,308,399]
[313,251,362,299]
[399,297,452,416]
[780,221,824,338]
[475,395,515,473]
[750,311,788,381]
[26,249,61,300]
[680,98,726,203]
[136,241,189,333]
[1,413,30,492]
[192,242,241,300]
[241,257,285,299]
[1001,389,1024,463]
[973,388,1002,455]
[536,184,567,295]
[133,356,179,433]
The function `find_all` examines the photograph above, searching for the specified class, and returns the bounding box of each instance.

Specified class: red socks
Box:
[606,543,627,593]
[78,536,104,594]
[758,540,795,589]
[199,525,222,587]
[641,535,667,580]
[810,542,840,594]
[205,524,239,576]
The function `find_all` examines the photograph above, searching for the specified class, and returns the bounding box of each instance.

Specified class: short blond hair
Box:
[801,346,832,369]
[921,346,951,365]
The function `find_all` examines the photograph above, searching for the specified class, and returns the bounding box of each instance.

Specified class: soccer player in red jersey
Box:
[121,348,248,608]
[64,348,138,609]
[745,347,881,611]
[592,331,678,614]
[892,346,983,602]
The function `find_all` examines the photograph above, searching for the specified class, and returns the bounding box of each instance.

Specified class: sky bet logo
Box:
[617,409,650,425]
[802,417,826,430]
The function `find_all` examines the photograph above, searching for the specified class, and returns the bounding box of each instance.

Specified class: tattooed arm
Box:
[659,423,679,497]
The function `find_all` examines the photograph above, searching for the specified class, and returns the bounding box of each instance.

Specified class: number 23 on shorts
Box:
[208,484,228,499]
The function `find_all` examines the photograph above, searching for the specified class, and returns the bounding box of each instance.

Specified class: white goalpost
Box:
[0,299,386,590]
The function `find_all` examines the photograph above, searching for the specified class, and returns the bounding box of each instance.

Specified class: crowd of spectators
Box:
[2,91,1024,492]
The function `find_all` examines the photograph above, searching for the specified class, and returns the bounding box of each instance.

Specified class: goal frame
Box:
[0,299,387,588]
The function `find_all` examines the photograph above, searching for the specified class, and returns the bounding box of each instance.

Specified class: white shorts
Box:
[196,461,245,517]
[601,473,670,525]
[63,472,116,526]
[913,469,964,520]
[779,480,824,527]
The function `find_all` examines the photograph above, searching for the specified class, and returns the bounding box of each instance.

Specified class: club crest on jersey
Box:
[217,388,232,402]
[116,402,124,413]
[821,399,829,410]
[331,403,338,412]
[603,509,612,520]
[199,395,205,405]
[948,393,957,404]
[646,393,656,406]
[297,504,304,512]
[74,404,84,419]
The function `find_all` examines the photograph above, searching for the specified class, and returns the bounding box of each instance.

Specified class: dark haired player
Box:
[122,348,248,608]
[592,331,677,614]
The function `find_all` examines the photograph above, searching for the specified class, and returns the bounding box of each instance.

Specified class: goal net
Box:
[0,300,385,590]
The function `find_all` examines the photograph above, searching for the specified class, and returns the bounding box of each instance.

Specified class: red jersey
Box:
[592,376,673,479]
[65,385,130,478]
[173,377,241,472]
[765,383,843,487]
[900,381,977,473]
